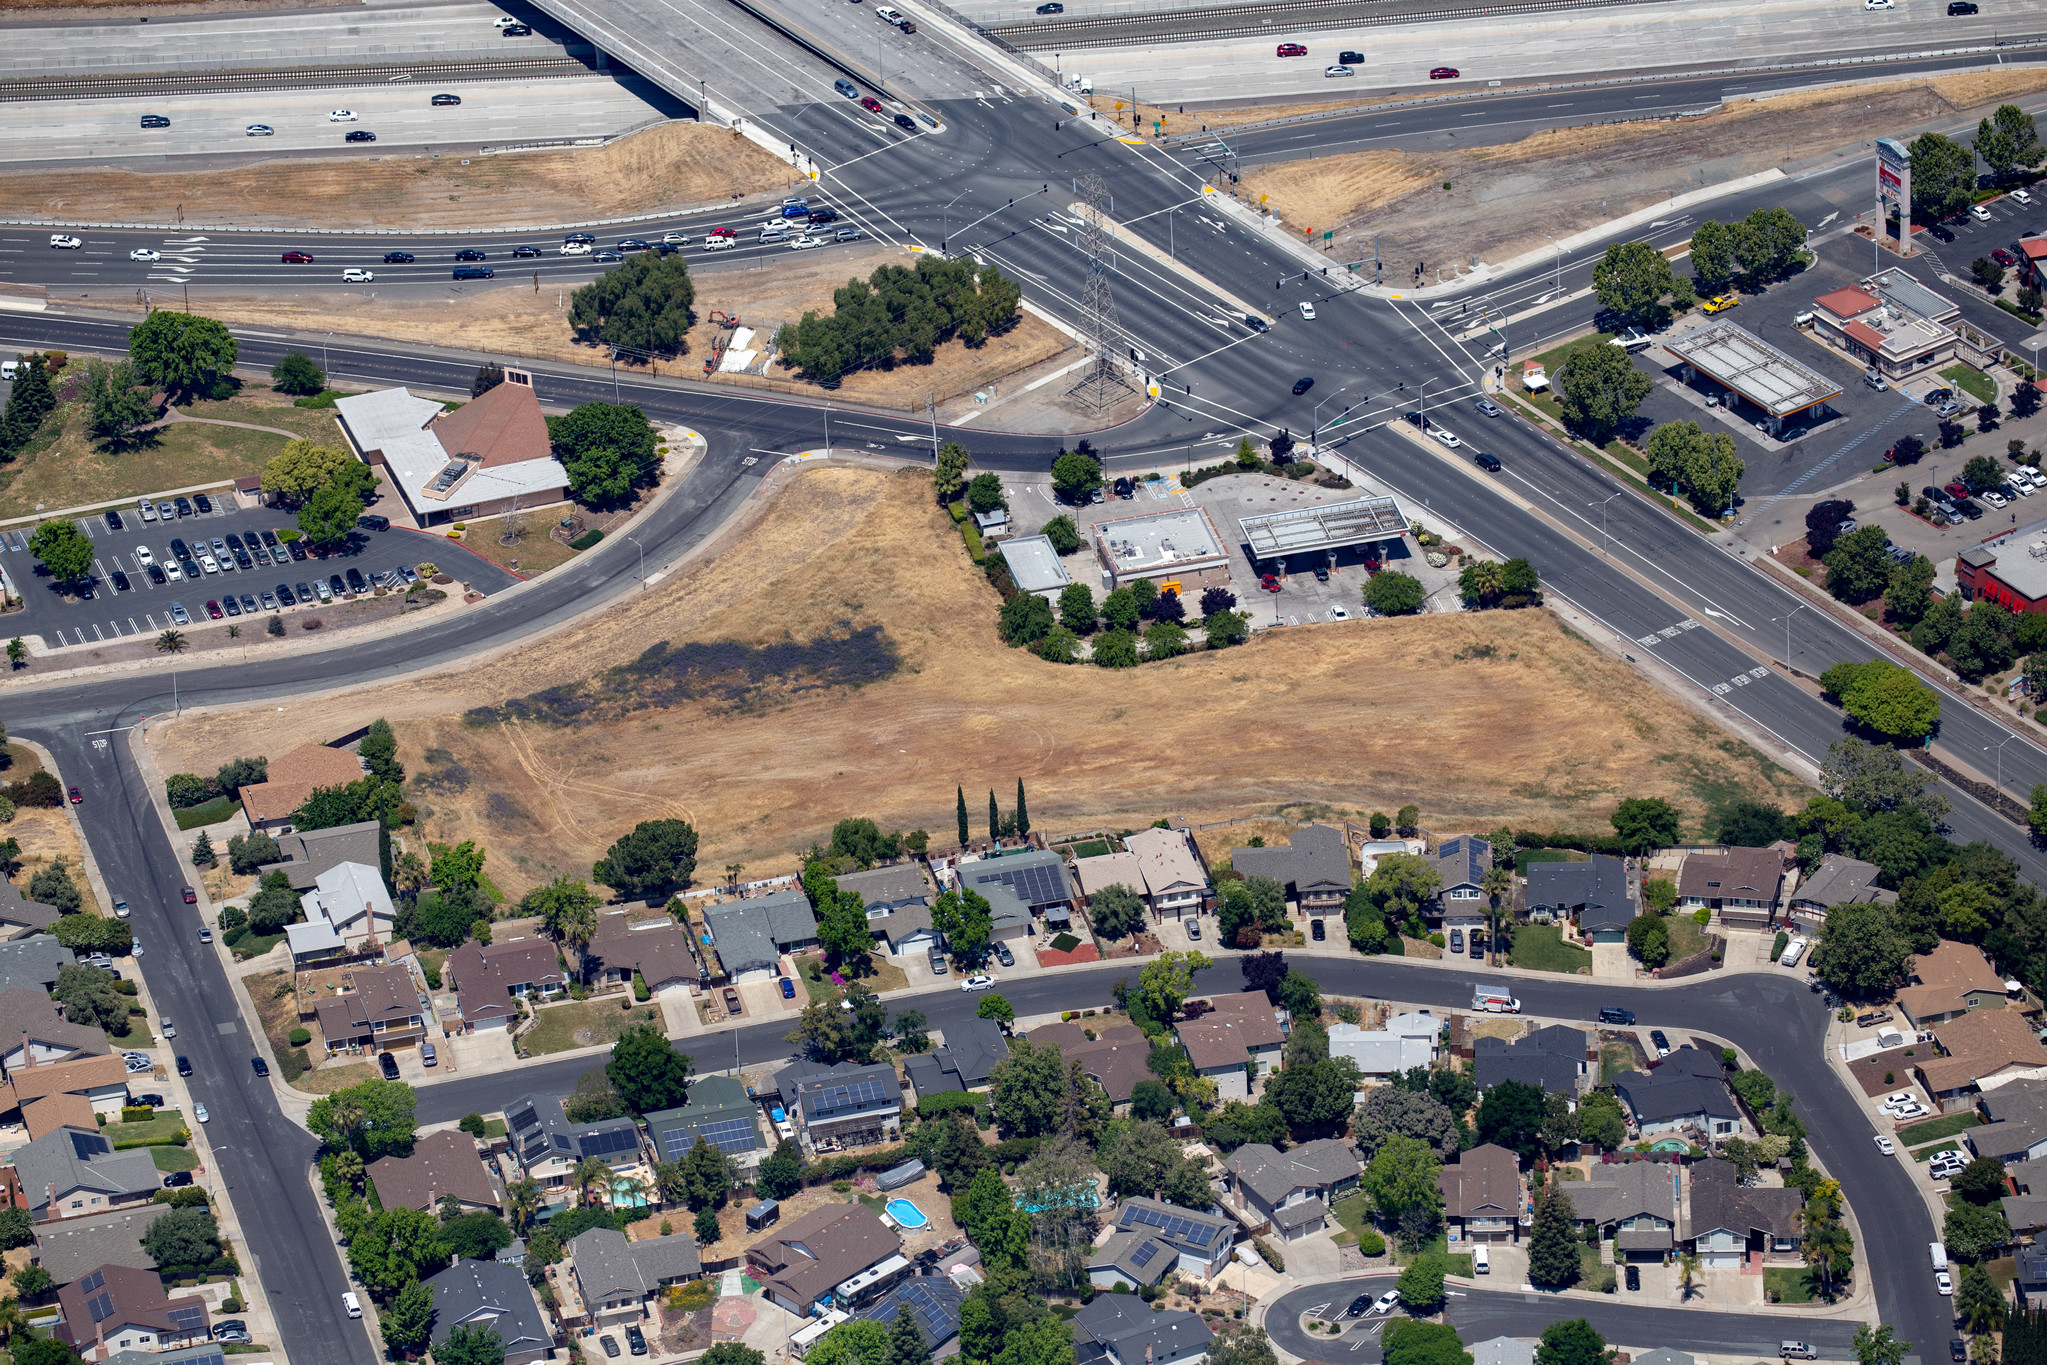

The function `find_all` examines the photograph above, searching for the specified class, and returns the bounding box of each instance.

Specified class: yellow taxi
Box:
[1702,293,1740,314]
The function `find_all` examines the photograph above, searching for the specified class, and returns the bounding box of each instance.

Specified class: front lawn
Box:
[227,931,286,961]
[1509,925,1591,974]
[1943,364,1997,405]
[1331,1194,1373,1239]
[1763,1267,1818,1303]
[173,797,236,831]
[1899,1112,1981,1145]
[105,1111,189,1148]
[1662,913,1712,964]
[521,1001,664,1056]
[151,1146,201,1173]
[1600,1041,1638,1083]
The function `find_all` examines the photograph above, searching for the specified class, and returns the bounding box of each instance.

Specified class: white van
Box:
[1781,936,1808,968]
[1931,1242,1949,1272]
[702,236,736,252]
[343,1291,362,1319]
[1472,1245,1490,1274]
[0,361,17,381]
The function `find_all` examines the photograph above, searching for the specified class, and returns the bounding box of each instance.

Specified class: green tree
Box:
[755,1141,804,1200]
[1203,609,1249,649]
[1910,132,1976,221]
[440,1211,514,1260]
[1945,1200,2011,1263]
[1976,104,2043,179]
[10,1265,50,1300]
[1819,658,1941,742]
[1886,554,1937,626]
[1381,1322,1471,1365]
[1366,852,1442,925]
[307,1077,418,1159]
[1362,1134,1444,1246]
[1397,1255,1447,1313]
[1627,912,1671,969]
[436,1324,506,1365]
[0,1207,33,1251]
[568,251,697,355]
[1137,950,1212,1021]
[1092,628,1140,668]
[1577,1091,1628,1150]
[1087,883,1147,941]
[128,311,237,403]
[348,1204,449,1300]
[808,1320,891,1365]
[1128,1079,1175,1121]
[1824,526,1899,604]
[593,818,698,900]
[1811,900,1911,997]
[1960,1263,2008,1333]
[818,886,875,963]
[931,887,994,963]
[1644,419,1745,515]
[271,351,326,396]
[1955,1156,2012,1205]
[263,438,374,508]
[80,359,156,452]
[1592,240,1676,323]
[383,1278,435,1356]
[934,442,970,503]
[28,520,93,587]
[607,1025,693,1113]
[975,994,1016,1028]
[1042,514,1082,554]
[1051,450,1100,503]
[966,472,1006,516]
[955,786,969,846]
[1688,219,1735,290]
[1610,796,1683,854]
[1853,1327,1910,1365]
[1365,570,1426,615]
[1735,206,1808,281]
[11,1342,78,1365]
[297,480,365,551]
[998,592,1055,647]
[551,402,662,509]
[988,1039,1081,1138]
[1143,620,1189,659]
[1535,1320,1607,1365]
[0,355,56,458]
[53,963,127,1033]
[1557,340,1654,443]
[1057,583,1096,634]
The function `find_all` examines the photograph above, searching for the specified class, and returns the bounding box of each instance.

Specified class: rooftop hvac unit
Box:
[2029,541,2047,560]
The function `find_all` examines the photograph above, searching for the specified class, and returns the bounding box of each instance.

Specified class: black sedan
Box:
[593,249,623,262]
[1473,452,1501,472]
[1345,1295,1373,1318]
[1292,377,1314,395]
[383,251,415,263]
[616,238,650,252]
[454,248,488,261]
[251,1057,270,1077]
[513,245,542,258]
[344,130,376,142]
[432,92,462,105]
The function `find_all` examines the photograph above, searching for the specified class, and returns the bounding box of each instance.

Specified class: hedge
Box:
[569,528,605,551]
[916,1090,984,1120]
[174,796,236,830]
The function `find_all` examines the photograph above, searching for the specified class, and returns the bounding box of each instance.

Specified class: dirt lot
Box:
[1241,70,2047,287]
[146,465,1808,901]
[10,803,100,917]
[0,122,791,230]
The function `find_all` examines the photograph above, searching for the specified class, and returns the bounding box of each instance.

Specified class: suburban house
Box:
[56,1264,210,1360]
[565,1227,700,1324]
[746,1203,906,1317]
[2017,1244,2047,1309]
[1568,1161,1683,1260]
[100,1347,226,1365]
[1110,1197,1235,1280]
[704,890,819,983]
[2007,1191,2047,1240]
[1684,1157,1801,1268]
[1229,824,1351,916]
[1087,1227,1177,1289]
[584,914,698,996]
[1175,993,1287,1102]
[851,1280,963,1350]
[423,1258,556,1365]
[7,1054,133,1120]
[1785,854,1893,923]
[367,1130,501,1214]
[235,743,367,833]
[0,986,108,1077]
[1023,1020,1152,1110]
[253,819,383,890]
[1471,1339,1538,1365]
[504,1094,644,1207]
[1969,1076,2047,1165]
[309,962,426,1056]
[445,939,567,1031]
[1919,1008,2047,1112]
[962,849,1075,914]
[1676,847,1787,922]
[13,1126,161,1221]
[23,1095,101,1143]
[1432,836,1491,931]
[1896,940,2011,1030]
[0,937,74,997]
[1524,856,1634,941]
[284,861,396,964]
[33,1206,169,1286]
[1472,1026,1592,1099]
[1612,1048,1741,1138]
[1222,1138,1360,1241]
[334,377,571,530]
[833,866,940,957]
[1327,1013,1438,1081]
[1437,1144,1523,1243]
[643,1076,765,1168]
[774,1059,904,1155]
[902,1018,1010,1100]
[0,882,62,939]
[1072,1291,1212,1365]
[1075,828,1212,923]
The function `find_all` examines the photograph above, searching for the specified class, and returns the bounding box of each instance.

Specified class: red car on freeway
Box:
[1429,66,1460,79]
[1276,42,1306,56]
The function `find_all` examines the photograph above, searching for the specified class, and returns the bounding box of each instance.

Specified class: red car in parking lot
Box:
[205,600,223,619]
[1994,247,2018,267]
[1946,480,1972,499]
[1260,573,1281,592]
[1276,42,1306,55]
[1429,66,1460,79]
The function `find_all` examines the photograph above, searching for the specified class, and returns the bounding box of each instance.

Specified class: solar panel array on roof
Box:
[167,1304,208,1334]
[579,1126,639,1158]
[1129,1240,1160,1267]
[79,1271,104,1294]
[809,1077,890,1117]
[87,1292,114,1323]
[854,1279,960,1344]
[509,1104,538,1132]
[69,1131,110,1160]
[1122,1204,1218,1248]
[975,861,1066,906]
[661,1117,757,1158]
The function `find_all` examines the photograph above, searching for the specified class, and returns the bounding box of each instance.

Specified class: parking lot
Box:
[1,492,520,648]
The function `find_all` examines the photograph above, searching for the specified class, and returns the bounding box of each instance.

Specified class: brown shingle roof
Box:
[1898,941,2007,1021]
[22,1093,98,1141]
[1176,1019,1249,1072]
[9,1053,129,1105]
[56,1262,207,1354]
[428,378,551,469]
[369,1130,501,1212]
[1200,993,1286,1049]
[1024,1021,1153,1103]
[748,1203,899,1310]
[238,743,365,826]
[1676,847,1786,903]
[587,918,697,988]
[0,986,107,1067]
[446,939,564,1023]
[1438,1143,1521,1220]
[1921,1008,2047,1094]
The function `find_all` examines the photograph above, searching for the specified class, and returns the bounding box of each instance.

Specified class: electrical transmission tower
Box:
[1068,173,1135,412]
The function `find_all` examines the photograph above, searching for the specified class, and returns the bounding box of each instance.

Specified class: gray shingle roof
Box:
[834,865,933,913]
[1789,854,1888,908]
[0,936,74,995]
[1685,1158,1800,1240]
[1612,1048,1739,1125]
[966,849,1073,910]
[1231,824,1350,896]
[705,890,817,977]
[1435,835,1490,892]
[257,820,383,891]
[1086,1229,1173,1287]
[1566,1162,1679,1227]
[1472,1026,1589,1096]
[1225,1139,1358,1204]
[1524,855,1634,932]
[642,1075,763,1161]
[0,985,107,1066]
[33,1205,167,1285]
[13,1126,159,1212]
[0,881,61,934]
[424,1258,553,1362]
[852,1276,963,1347]
[568,1227,700,1303]
[1074,1296,1213,1365]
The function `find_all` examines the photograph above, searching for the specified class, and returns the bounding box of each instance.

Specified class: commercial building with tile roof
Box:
[236,743,366,833]
[584,914,698,995]
[1919,1008,2047,1111]
[445,939,566,1029]
[1073,1292,1212,1365]
[33,1205,168,1286]
[255,819,382,891]
[369,1129,501,1213]
[1897,940,2011,1029]
[336,378,569,531]
[746,1203,905,1317]
[424,1257,556,1365]
[310,962,425,1055]
[566,1227,700,1323]
[57,1262,209,1360]
[1223,1138,1358,1240]
[704,889,818,982]
[1524,855,1634,940]
[1611,1047,1741,1137]
[1230,825,1351,915]
[1684,1156,1801,1268]
[1438,1144,1522,1243]
[1473,1025,1592,1098]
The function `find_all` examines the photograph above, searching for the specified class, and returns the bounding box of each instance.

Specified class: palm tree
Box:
[1481,863,1513,967]
[1460,559,1503,605]
[609,1172,653,1212]
[1677,1251,1701,1302]
[1801,1215,1853,1300]
[572,1157,612,1208]
[154,629,187,654]
[506,1178,542,1234]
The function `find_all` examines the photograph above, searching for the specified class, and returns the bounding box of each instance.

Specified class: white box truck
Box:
[1931,1242,1949,1272]
[1473,987,1521,1014]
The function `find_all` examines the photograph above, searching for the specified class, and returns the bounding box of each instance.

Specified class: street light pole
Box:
[625,534,646,590]
[1589,492,1621,556]
[1779,603,1809,669]
[1545,233,1561,297]
[1990,733,2019,800]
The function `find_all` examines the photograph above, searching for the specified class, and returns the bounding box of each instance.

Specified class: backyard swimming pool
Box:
[886,1199,929,1229]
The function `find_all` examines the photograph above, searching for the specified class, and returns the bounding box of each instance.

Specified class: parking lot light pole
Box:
[1589,492,1621,556]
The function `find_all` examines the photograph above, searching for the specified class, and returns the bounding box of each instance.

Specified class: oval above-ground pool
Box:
[886,1198,929,1229]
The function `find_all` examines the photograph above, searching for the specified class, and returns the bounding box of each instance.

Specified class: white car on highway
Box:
[492,14,523,24]
[1432,427,1462,448]
[789,235,824,250]
[1299,301,1316,319]
[245,124,274,137]
[1324,64,1354,78]
[560,241,593,255]
[343,268,375,283]
[661,231,691,245]
[328,109,359,122]
[49,234,82,249]
[129,249,160,262]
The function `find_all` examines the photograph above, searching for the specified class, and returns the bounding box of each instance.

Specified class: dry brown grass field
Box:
[148,466,1806,900]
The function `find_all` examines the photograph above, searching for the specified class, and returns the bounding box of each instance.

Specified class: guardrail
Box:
[719,0,942,129]
[996,0,1673,47]
[0,56,592,102]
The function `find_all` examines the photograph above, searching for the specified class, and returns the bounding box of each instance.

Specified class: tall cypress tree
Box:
[1526,1176,1581,1288]
[887,1302,931,1365]
[988,790,999,841]
[956,786,968,847]
[1016,779,1030,838]
[0,356,55,459]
